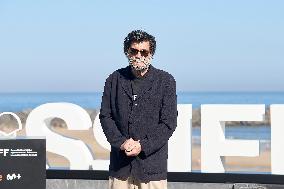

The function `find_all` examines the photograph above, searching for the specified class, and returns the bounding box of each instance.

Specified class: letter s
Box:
[25,103,94,170]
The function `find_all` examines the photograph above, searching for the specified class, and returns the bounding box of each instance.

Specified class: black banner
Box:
[0,138,46,189]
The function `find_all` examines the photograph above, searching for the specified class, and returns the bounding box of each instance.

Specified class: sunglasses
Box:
[129,48,150,57]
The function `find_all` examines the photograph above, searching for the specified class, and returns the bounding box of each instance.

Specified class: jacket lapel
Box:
[119,66,133,99]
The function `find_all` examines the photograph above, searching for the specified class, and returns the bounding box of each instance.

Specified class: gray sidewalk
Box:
[47,179,284,189]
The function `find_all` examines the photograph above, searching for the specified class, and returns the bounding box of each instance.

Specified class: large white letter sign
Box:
[168,104,192,172]
[92,112,111,170]
[201,104,264,173]
[270,105,284,174]
[25,103,94,170]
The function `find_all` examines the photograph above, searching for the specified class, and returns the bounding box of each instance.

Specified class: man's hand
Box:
[120,138,135,151]
[125,140,141,157]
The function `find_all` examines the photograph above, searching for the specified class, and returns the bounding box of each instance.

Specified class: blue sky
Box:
[0,0,283,92]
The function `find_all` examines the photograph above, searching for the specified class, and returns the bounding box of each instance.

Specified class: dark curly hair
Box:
[124,30,156,56]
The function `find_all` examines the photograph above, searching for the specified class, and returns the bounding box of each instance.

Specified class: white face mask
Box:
[128,55,152,71]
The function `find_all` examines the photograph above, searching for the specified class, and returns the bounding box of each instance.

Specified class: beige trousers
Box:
[109,176,167,189]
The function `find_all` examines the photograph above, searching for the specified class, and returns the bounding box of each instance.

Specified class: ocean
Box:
[1,91,284,112]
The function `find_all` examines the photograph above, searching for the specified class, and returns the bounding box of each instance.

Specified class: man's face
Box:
[127,41,152,71]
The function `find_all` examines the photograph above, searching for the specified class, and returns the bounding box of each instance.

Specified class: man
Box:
[100,30,177,189]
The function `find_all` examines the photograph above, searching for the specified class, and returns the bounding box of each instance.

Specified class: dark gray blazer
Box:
[99,65,177,182]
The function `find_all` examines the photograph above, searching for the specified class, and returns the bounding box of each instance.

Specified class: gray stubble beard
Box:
[128,55,152,71]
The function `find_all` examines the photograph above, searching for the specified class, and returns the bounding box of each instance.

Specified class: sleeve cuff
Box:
[139,138,151,157]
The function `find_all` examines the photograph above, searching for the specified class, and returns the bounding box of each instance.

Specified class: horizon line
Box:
[1,91,284,94]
